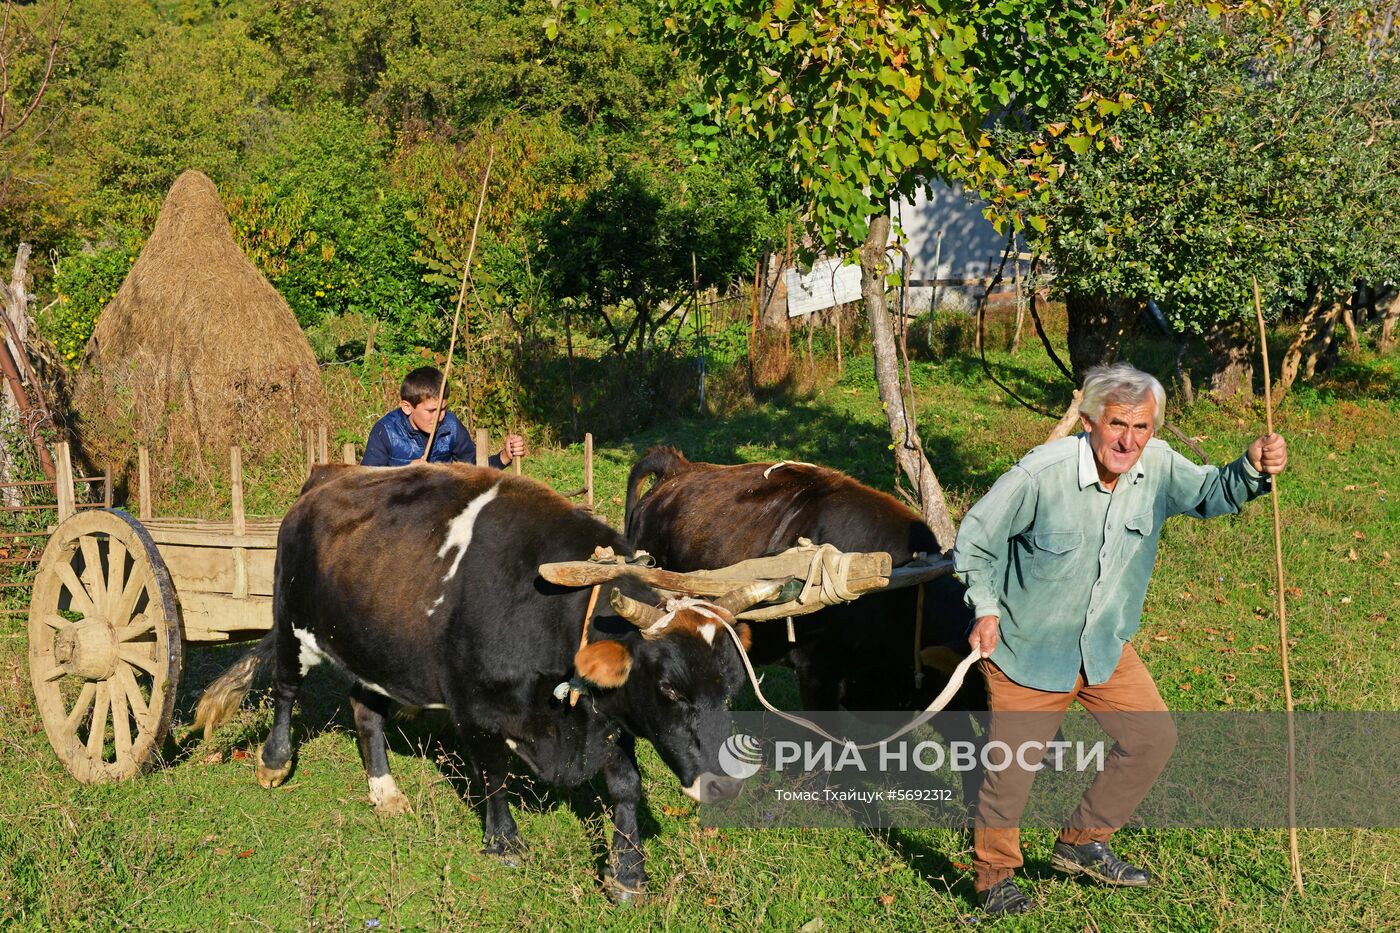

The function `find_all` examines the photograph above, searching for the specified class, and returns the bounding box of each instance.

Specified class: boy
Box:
[362,366,527,468]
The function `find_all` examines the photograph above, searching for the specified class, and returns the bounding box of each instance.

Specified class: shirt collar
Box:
[1077,433,1146,490]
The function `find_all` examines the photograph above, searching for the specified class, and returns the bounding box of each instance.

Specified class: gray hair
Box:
[1080,363,1165,430]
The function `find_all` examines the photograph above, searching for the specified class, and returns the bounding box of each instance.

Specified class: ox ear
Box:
[576,640,633,689]
[920,645,963,676]
[734,622,753,652]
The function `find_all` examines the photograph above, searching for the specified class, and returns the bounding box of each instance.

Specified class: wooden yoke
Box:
[539,545,955,622]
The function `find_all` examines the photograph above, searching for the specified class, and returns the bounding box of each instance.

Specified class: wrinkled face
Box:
[576,610,752,804]
[1080,397,1156,485]
[400,397,446,434]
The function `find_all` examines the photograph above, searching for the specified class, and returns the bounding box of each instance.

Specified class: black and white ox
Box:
[195,463,775,902]
[625,447,985,802]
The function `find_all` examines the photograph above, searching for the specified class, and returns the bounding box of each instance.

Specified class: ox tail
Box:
[623,446,691,540]
[193,631,278,743]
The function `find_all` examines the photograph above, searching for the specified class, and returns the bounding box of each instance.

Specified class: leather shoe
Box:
[979,877,1033,915]
[1051,840,1152,886]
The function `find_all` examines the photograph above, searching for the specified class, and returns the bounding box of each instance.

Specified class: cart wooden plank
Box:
[157,544,275,597]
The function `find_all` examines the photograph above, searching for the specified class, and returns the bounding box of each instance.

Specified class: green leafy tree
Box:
[1014,1,1399,396]
[542,160,767,360]
[655,0,1137,542]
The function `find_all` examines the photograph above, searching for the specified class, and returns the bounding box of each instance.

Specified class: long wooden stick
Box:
[424,145,495,460]
[1254,276,1304,897]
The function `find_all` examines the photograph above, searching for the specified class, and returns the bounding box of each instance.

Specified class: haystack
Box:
[77,170,325,488]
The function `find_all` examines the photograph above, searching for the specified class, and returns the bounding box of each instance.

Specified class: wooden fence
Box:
[1,442,109,610]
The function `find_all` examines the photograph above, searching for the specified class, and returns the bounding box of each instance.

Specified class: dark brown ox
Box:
[625,447,985,804]
[195,463,776,903]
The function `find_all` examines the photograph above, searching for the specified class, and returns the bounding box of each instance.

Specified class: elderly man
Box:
[954,362,1287,916]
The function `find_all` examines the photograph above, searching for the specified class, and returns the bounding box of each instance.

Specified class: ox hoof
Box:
[373,792,413,817]
[482,835,527,869]
[256,749,293,789]
[601,871,647,906]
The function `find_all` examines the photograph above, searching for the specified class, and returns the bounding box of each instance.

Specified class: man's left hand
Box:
[1247,433,1288,475]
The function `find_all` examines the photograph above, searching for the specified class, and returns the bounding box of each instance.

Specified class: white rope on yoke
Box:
[796,540,859,607]
[762,460,817,478]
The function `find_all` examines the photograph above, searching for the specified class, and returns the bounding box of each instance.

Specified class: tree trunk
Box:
[1378,289,1400,353]
[1065,291,1133,381]
[859,212,957,549]
[1204,315,1255,399]
[1341,304,1360,355]
[1276,291,1345,402]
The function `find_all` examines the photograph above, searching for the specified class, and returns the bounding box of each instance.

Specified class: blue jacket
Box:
[361,409,503,468]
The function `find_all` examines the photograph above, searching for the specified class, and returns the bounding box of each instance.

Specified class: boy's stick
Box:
[424,145,495,460]
[1253,276,1304,897]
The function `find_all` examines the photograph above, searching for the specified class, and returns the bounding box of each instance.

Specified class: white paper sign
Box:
[785,259,862,317]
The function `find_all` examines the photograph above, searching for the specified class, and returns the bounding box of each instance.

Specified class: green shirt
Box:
[954,434,1271,692]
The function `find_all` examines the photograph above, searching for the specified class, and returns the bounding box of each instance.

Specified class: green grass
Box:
[2,322,1397,930]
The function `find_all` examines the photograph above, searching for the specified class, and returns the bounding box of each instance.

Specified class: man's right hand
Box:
[969,615,1001,659]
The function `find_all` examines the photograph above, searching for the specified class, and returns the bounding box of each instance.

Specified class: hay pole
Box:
[424,145,495,461]
[1253,276,1304,898]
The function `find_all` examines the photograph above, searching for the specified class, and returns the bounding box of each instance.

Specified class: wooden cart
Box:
[26,445,950,784]
[26,446,280,782]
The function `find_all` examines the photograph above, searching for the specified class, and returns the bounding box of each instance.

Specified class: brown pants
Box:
[973,644,1177,892]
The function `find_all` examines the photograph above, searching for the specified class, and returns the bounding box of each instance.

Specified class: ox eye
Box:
[659,682,684,703]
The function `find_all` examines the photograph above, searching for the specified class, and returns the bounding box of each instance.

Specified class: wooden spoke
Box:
[41,665,70,683]
[118,645,158,677]
[116,663,148,722]
[37,614,67,632]
[110,678,132,762]
[79,535,106,614]
[104,538,128,618]
[61,682,97,736]
[117,614,155,643]
[54,560,98,619]
[86,682,110,760]
[111,564,147,628]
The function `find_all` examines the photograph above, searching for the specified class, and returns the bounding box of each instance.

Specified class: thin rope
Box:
[762,460,817,478]
[424,145,496,460]
[1254,276,1304,897]
[717,610,980,750]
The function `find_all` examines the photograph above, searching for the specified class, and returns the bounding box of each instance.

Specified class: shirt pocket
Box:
[1123,511,1155,559]
[1027,530,1083,581]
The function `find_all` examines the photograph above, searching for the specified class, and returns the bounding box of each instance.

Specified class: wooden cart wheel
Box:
[28,509,183,782]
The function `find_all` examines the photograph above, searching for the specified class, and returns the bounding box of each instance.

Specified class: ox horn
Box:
[610,589,666,628]
[713,580,785,616]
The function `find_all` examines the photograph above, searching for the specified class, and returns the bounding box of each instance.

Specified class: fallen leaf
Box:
[1178,683,1192,691]
[1346,549,1359,562]
[202,751,223,765]
[1285,587,1302,597]
[799,920,824,933]
[1354,531,1367,540]
[1153,634,1170,642]
[1344,484,1358,491]
[238,849,254,858]
[231,749,249,760]
[214,847,229,856]
[1223,673,1237,683]
[878,894,895,907]
[1341,596,1352,604]
[951,861,973,871]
